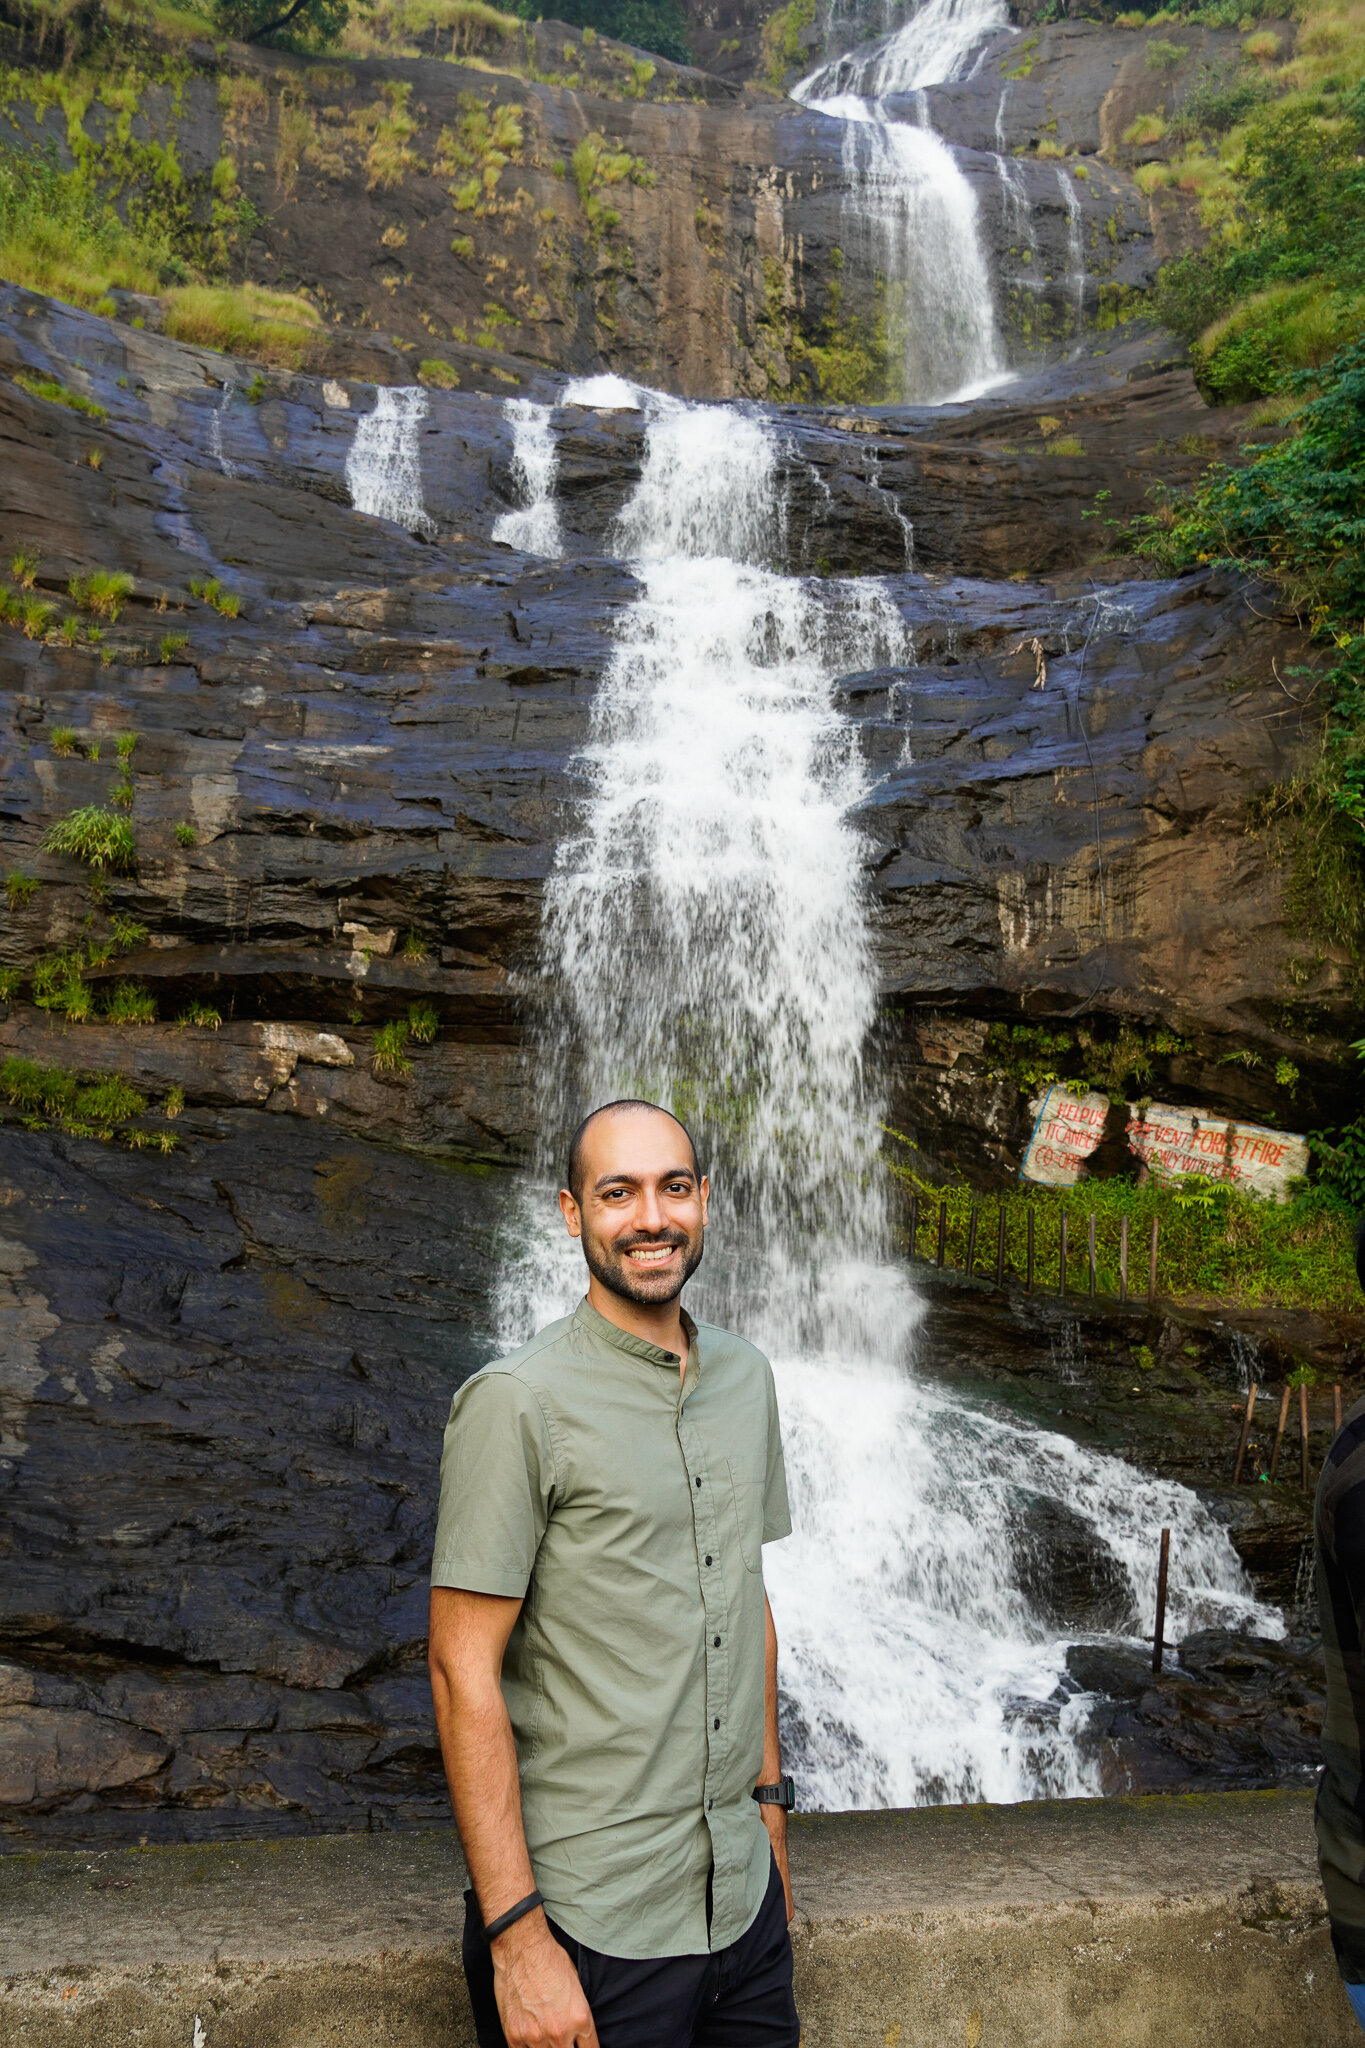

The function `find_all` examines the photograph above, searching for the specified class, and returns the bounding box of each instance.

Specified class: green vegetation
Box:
[407,998,438,1041]
[510,0,690,65]
[399,926,429,961]
[372,1017,411,1072]
[176,1001,223,1027]
[163,284,325,367]
[174,821,197,846]
[986,1019,1199,1099]
[189,577,242,618]
[210,0,350,50]
[885,1138,1357,1311]
[159,633,190,662]
[164,1083,185,1117]
[110,913,147,948]
[5,871,39,909]
[0,1054,176,1147]
[13,371,106,420]
[10,550,39,588]
[102,977,156,1023]
[69,570,133,621]
[43,805,136,871]
[419,355,460,387]
[760,0,813,90]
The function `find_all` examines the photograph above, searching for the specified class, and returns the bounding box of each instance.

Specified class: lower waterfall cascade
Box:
[345,385,433,534]
[490,382,1281,1811]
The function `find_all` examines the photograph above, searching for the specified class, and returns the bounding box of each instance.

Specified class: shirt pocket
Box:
[727,1458,763,1574]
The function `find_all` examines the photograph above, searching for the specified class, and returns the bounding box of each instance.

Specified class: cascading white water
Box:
[493,399,563,558]
[798,0,1009,98]
[1056,165,1087,334]
[345,387,434,534]
[794,0,1009,403]
[993,85,1038,259]
[812,99,1004,403]
[495,386,1279,1809]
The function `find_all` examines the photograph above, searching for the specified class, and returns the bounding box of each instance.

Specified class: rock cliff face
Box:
[0,0,1350,1846]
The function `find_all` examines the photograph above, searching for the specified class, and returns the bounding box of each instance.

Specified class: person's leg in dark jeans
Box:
[693,1858,800,2048]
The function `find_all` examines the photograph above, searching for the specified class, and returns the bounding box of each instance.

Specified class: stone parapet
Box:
[0,1791,1354,2045]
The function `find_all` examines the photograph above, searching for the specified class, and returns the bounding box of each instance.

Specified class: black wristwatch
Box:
[752,1776,796,1811]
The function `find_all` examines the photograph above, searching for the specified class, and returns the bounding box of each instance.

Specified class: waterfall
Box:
[1056,165,1087,334]
[993,85,1038,256]
[345,386,433,534]
[797,0,1009,98]
[492,399,563,558]
[804,96,1004,403]
[495,387,1278,1810]
[794,0,1008,404]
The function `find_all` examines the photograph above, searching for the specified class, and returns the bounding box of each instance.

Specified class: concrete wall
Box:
[0,1792,1357,2046]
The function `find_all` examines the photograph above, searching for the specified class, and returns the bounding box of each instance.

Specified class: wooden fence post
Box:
[1300,1382,1310,1489]
[1336,1384,1344,1433]
[1152,1527,1171,1675]
[1269,1385,1291,1482]
[1059,1212,1068,1297]
[1232,1382,1258,1485]
[1147,1217,1159,1309]
[966,1204,979,1277]
[1087,1212,1097,1300]
[1119,1215,1128,1304]
[995,1205,1006,1287]
[1026,1207,1035,1294]
[936,1202,947,1270]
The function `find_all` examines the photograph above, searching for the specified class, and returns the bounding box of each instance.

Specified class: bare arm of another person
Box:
[760,1592,794,1922]
[429,1586,598,2048]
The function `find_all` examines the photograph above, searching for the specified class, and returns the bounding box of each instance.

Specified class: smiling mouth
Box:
[625,1243,679,1265]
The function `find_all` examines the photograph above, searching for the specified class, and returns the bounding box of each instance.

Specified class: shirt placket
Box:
[676,1364,734,1951]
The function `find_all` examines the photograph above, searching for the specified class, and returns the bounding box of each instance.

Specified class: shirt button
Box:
[713,1717,720,1730]
[708,1798,713,1810]
[704,1555,712,1567]
[695,1477,702,1488]
[714,1635,721,1647]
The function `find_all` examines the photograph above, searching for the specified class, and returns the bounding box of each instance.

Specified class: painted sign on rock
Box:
[1021,1084,1111,1186]
[1126,1104,1308,1202]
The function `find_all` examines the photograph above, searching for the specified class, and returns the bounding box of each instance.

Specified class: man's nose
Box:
[635,1184,665,1232]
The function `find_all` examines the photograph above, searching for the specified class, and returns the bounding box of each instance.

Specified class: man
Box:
[1316,1219,1365,2033]
[429,1098,799,2048]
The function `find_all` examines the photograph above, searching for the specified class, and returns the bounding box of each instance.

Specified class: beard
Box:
[580,1221,706,1307]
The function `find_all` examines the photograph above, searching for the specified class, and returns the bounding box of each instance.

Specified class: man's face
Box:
[559,1109,708,1307]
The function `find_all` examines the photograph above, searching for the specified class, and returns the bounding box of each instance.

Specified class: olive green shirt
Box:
[431,1296,792,1960]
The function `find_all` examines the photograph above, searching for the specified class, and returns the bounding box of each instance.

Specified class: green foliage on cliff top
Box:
[210,0,350,49]
[509,0,689,64]
[885,1138,1358,1311]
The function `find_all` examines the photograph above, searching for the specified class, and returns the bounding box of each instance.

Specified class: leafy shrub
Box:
[1194,282,1361,403]
[420,357,460,388]
[69,571,133,622]
[509,0,691,63]
[372,1018,411,1073]
[407,999,439,1042]
[1145,36,1188,69]
[0,142,166,314]
[44,806,136,871]
[4,871,38,909]
[111,914,148,949]
[102,979,157,1025]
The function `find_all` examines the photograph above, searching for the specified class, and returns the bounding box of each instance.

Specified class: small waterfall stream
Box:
[491,384,1280,1809]
[794,0,1010,402]
[345,386,433,533]
[493,399,563,557]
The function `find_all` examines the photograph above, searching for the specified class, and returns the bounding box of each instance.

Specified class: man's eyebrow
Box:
[591,1164,697,1191]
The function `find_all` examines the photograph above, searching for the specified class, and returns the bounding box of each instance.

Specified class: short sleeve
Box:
[430,1370,557,1595]
[761,1363,791,1544]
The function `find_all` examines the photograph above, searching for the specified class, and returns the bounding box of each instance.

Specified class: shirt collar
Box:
[572,1295,699,1371]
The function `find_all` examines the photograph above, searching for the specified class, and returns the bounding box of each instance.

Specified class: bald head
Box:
[566,1099,699,1205]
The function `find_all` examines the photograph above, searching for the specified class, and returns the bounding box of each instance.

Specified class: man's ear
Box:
[699,1174,709,1226]
[559,1187,583,1239]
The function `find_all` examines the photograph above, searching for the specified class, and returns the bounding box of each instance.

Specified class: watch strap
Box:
[752,1775,796,1811]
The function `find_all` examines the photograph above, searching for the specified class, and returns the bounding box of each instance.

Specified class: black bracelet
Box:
[482,1889,543,1944]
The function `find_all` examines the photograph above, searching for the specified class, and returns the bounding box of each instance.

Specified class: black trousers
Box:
[462,1855,800,2048]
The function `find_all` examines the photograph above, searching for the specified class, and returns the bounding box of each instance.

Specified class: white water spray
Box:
[345,387,433,534]
[797,0,1009,98]
[1056,164,1087,334]
[496,386,1277,1809]
[492,399,563,557]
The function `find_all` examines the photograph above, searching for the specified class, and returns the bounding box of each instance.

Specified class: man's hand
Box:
[759,1802,793,1923]
[490,1911,598,2048]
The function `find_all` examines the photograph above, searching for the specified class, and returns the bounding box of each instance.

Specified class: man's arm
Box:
[759,1592,793,1923]
[429,1586,598,2048]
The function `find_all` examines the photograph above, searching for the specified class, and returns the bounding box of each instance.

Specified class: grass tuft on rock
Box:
[43,805,136,871]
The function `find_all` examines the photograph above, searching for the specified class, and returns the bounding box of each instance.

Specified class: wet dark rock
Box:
[1072,1629,1325,1793]
[1013,1497,1134,1633]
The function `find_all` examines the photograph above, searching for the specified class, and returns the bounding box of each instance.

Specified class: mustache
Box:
[616,1230,691,1251]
